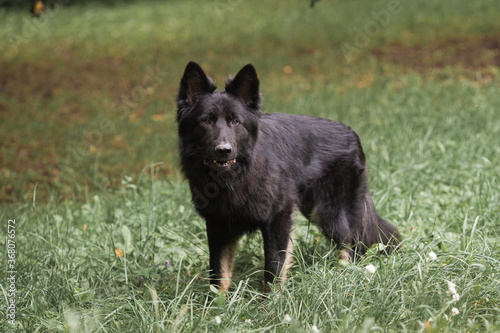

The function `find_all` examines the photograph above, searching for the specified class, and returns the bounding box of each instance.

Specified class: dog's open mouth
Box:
[204,158,236,169]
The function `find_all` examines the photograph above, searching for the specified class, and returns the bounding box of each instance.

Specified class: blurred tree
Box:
[310,0,320,8]
[30,0,45,17]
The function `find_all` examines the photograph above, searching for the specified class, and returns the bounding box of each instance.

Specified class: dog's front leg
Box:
[261,208,295,293]
[206,222,238,292]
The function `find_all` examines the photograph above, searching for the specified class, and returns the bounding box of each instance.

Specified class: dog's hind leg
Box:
[320,190,400,256]
[339,248,352,261]
[313,204,357,258]
[306,168,400,258]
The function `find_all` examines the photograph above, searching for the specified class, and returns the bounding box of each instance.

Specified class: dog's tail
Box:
[375,216,400,251]
[357,192,400,254]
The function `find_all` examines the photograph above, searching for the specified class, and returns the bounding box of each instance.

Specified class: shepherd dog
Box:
[176,62,400,293]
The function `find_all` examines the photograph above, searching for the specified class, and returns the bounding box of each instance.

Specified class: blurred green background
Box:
[1,0,500,204]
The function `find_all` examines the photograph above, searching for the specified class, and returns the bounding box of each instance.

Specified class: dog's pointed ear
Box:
[178,62,216,107]
[225,64,261,111]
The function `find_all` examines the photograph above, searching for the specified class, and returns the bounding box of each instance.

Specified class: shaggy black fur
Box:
[177,62,400,292]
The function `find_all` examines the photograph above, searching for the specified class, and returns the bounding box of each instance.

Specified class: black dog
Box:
[176,62,400,292]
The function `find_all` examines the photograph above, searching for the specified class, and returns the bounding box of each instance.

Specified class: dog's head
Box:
[177,62,261,172]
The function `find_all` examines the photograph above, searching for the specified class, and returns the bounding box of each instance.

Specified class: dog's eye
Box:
[231,118,239,125]
[202,118,211,125]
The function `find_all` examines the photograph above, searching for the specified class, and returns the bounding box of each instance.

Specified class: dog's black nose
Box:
[215,143,232,156]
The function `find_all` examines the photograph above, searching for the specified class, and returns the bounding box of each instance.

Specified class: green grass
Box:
[1,0,500,331]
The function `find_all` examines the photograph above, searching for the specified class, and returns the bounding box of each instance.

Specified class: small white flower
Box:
[447,281,457,295]
[215,316,221,324]
[446,280,460,303]
[365,264,377,274]
[451,307,459,316]
[245,319,252,324]
[428,251,437,260]
[179,205,185,213]
[283,314,292,323]
[312,325,319,332]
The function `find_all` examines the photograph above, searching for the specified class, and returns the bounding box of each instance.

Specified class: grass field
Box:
[1,0,499,331]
